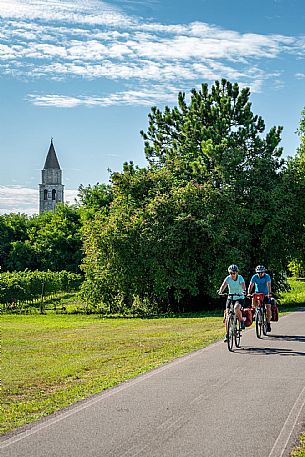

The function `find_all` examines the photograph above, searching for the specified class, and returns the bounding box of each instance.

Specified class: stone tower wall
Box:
[42,169,62,185]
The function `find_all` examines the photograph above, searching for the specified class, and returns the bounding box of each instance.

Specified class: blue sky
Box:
[0,0,304,214]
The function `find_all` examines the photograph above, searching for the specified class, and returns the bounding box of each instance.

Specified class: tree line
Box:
[1,80,304,313]
[0,204,82,272]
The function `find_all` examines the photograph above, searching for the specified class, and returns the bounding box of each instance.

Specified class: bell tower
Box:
[39,139,64,213]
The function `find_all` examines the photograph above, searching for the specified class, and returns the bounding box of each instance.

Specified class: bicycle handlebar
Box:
[247,293,272,297]
[218,293,246,297]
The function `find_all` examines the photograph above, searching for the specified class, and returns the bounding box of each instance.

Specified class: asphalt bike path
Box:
[1,310,305,457]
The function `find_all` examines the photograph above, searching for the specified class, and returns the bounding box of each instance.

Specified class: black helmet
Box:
[228,264,238,273]
[255,265,266,273]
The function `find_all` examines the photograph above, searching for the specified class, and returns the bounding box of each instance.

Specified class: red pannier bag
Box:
[271,302,279,321]
[242,308,253,327]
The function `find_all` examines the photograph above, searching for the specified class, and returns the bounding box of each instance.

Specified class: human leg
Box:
[265,303,272,322]
[223,304,229,342]
[234,301,242,321]
[264,297,272,331]
[234,301,245,329]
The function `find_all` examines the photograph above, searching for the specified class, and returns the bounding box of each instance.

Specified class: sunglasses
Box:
[230,272,237,275]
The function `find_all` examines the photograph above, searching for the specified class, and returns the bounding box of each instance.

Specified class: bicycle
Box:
[250,292,267,338]
[220,293,244,352]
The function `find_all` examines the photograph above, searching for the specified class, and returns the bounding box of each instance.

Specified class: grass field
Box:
[1,312,225,434]
[1,278,305,449]
[279,278,305,309]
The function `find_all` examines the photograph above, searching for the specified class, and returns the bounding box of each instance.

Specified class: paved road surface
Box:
[1,311,305,457]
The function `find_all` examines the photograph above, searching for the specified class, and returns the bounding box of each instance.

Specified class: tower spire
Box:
[44,138,60,169]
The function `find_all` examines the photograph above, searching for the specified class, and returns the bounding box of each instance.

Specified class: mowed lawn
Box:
[2,278,304,437]
[1,313,225,434]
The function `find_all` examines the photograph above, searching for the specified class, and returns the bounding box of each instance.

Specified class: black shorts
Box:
[226,298,245,309]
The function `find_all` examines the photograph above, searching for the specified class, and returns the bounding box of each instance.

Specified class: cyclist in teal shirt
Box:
[219,264,246,342]
[248,265,272,332]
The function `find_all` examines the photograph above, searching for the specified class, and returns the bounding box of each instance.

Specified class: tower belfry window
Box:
[44,189,48,200]
[52,189,56,200]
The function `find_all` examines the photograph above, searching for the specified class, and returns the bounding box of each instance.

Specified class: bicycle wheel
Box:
[227,314,234,352]
[235,318,241,348]
[256,309,262,338]
[262,309,267,336]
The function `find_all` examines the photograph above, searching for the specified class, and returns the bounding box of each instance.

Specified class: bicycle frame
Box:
[223,294,243,352]
[253,292,267,338]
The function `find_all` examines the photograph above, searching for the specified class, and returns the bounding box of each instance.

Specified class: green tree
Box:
[6,240,37,271]
[81,80,293,312]
[141,80,283,188]
[287,107,305,276]
[29,204,83,272]
[141,79,286,282]
[1,205,83,273]
[0,214,30,270]
[78,182,113,219]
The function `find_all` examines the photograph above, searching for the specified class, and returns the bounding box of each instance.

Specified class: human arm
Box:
[218,279,228,295]
[247,281,254,295]
[241,281,246,295]
[267,279,272,296]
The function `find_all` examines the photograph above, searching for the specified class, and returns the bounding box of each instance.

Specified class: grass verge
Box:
[280,279,305,457]
[291,433,305,457]
[279,278,305,311]
[1,313,225,434]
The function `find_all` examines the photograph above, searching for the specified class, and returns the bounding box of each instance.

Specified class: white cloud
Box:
[27,85,179,107]
[28,94,82,107]
[1,0,305,107]
[2,17,303,66]
[0,0,133,27]
[25,58,263,85]
[0,43,17,59]
[0,186,79,215]
[0,186,37,215]
[65,189,79,204]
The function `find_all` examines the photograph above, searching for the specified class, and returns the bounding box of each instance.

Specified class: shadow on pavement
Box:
[267,334,305,343]
[237,346,305,356]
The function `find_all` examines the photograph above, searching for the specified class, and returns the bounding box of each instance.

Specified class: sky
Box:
[0,0,304,215]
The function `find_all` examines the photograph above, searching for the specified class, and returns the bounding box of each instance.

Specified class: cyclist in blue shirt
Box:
[219,264,246,342]
[247,265,272,332]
